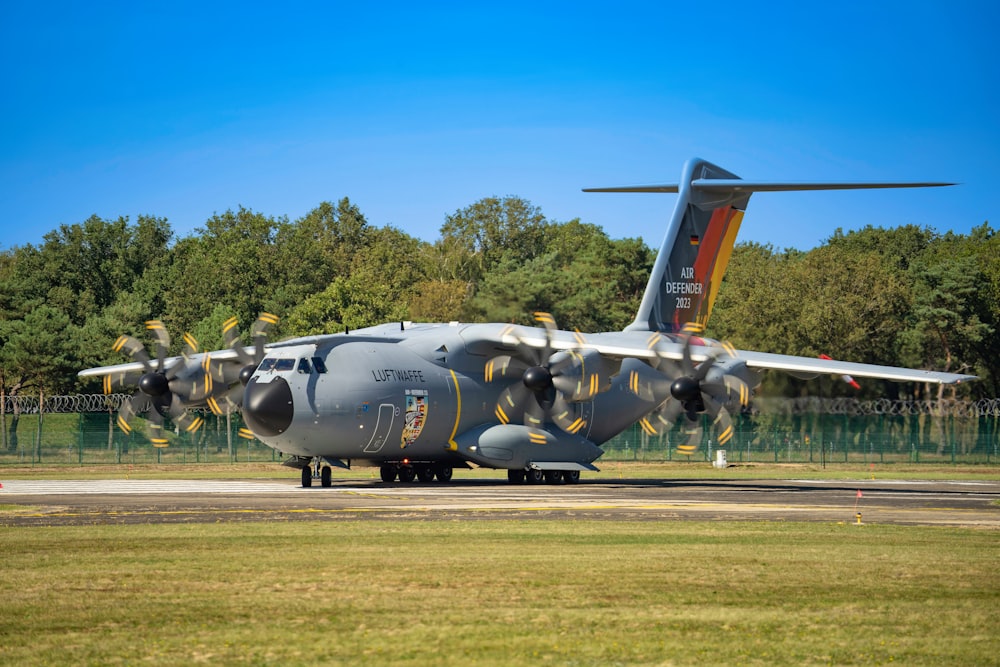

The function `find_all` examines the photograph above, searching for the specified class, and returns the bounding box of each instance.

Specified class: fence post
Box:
[1,387,6,452]
[35,388,43,463]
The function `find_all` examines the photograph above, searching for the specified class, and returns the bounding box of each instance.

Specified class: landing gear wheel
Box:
[398,466,416,483]
[301,465,313,488]
[380,464,397,483]
[507,469,526,484]
[525,469,544,485]
[435,465,453,482]
[562,470,581,484]
[321,465,332,488]
[543,470,563,485]
[416,465,436,483]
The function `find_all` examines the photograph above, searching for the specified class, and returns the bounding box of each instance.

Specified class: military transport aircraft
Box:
[79,158,975,487]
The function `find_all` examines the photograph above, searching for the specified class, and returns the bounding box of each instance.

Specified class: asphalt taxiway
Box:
[2,476,999,527]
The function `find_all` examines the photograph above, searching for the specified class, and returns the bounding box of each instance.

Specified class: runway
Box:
[3,476,999,527]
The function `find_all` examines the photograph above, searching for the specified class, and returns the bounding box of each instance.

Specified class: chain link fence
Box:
[2,394,999,466]
[602,397,1000,464]
[1,394,279,465]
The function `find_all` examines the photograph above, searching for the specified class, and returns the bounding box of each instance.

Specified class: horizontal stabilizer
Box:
[583,180,955,193]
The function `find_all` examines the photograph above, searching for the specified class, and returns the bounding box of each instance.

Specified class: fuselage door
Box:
[363,403,396,453]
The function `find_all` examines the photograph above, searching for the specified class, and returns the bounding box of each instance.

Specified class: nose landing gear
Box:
[300,458,335,488]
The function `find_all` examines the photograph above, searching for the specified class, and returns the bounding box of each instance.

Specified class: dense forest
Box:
[1,196,996,400]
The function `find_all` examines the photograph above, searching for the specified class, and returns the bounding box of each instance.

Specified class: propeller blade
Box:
[102,369,143,395]
[207,387,242,416]
[223,316,254,366]
[725,375,751,408]
[713,407,735,446]
[676,416,703,455]
[550,394,588,435]
[168,395,205,434]
[494,383,530,425]
[484,355,529,383]
[144,320,170,373]
[680,333,696,377]
[112,335,153,373]
[252,313,279,363]
[637,399,682,436]
[223,313,277,366]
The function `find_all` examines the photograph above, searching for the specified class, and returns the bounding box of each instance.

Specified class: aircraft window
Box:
[312,356,328,374]
[259,358,278,372]
[297,358,312,374]
[273,359,296,372]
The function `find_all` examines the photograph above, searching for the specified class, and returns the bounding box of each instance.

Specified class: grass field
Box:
[1,520,998,666]
[2,463,998,665]
[1,459,999,482]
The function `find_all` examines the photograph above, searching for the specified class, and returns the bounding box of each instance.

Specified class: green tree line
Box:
[1,197,996,404]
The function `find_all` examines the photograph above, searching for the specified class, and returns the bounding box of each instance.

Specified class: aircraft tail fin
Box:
[584,158,953,334]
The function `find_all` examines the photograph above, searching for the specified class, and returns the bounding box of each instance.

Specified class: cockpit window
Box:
[273,358,296,372]
[297,358,312,374]
[258,358,278,372]
[312,356,328,374]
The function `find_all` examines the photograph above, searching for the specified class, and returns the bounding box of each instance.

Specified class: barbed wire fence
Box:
[4,393,999,418]
[1,394,998,465]
[0,393,274,465]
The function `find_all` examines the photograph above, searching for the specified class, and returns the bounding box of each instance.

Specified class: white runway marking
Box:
[790,479,1000,488]
[0,479,298,495]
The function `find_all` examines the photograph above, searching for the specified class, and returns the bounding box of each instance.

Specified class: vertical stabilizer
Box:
[583,158,951,334]
[585,158,749,333]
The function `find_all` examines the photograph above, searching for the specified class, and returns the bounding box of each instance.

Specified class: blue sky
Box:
[1,1,997,253]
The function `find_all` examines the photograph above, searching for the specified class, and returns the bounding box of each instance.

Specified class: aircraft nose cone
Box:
[243,376,294,437]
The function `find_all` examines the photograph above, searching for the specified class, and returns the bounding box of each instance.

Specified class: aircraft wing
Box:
[77,348,244,378]
[734,350,975,385]
[503,329,976,386]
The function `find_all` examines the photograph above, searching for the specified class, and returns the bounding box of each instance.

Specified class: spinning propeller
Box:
[203,313,280,418]
[484,312,611,435]
[102,321,209,446]
[628,324,750,454]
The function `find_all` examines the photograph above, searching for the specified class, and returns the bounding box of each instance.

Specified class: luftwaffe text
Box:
[372,369,427,383]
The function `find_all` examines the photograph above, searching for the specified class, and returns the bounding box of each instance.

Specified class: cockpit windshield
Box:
[258,358,296,372]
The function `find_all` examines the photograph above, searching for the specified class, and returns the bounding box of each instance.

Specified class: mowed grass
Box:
[3,460,999,481]
[1,521,997,666]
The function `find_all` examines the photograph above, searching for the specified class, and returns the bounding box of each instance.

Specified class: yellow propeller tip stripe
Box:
[116,416,132,434]
[494,406,509,424]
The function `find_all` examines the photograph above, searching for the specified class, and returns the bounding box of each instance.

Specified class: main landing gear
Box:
[507,469,580,485]
[379,463,453,484]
